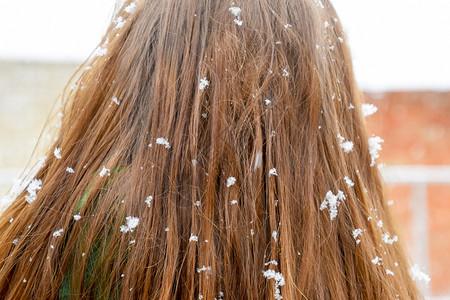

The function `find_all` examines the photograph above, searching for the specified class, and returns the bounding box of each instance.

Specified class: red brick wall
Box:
[365,91,450,295]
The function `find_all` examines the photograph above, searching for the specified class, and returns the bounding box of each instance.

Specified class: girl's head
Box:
[0,0,421,299]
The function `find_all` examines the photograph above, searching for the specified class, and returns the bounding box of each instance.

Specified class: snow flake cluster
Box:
[382,232,398,244]
[337,133,354,153]
[124,2,137,13]
[54,147,62,159]
[93,39,109,57]
[99,166,111,177]
[320,190,346,220]
[226,176,236,187]
[145,195,153,207]
[25,179,42,204]
[368,136,384,167]
[198,77,210,90]
[410,264,431,286]
[156,137,171,149]
[352,228,364,244]
[371,256,382,265]
[269,168,278,177]
[120,216,140,233]
[344,176,354,188]
[197,265,212,278]
[52,228,64,237]
[362,103,378,118]
[262,268,285,300]
[112,96,120,105]
[229,7,243,26]
[114,16,126,29]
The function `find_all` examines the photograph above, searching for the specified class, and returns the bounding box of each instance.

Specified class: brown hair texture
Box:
[0,0,421,299]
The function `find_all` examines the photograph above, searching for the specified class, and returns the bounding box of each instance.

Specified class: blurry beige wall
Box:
[0,61,78,195]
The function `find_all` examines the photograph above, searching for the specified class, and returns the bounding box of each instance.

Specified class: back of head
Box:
[0,0,421,299]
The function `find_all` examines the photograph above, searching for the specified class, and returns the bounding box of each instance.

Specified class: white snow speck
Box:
[269,168,278,177]
[337,133,354,153]
[362,103,378,118]
[262,268,285,300]
[229,7,242,26]
[73,214,81,221]
[226,176,236,187]
[120,216,140,233]
[230,200,238,205]
[368,136,384,167]
[25,178,42,204]
[264,260,279,266]
[114,16,126,29]
[198,77,210,90]
[93,39,109,57]
[382,232,398,244]
[233,19,243,26]
[282,67,290,77]
[338,37,344,43]
[284,24,292,29]
[145,195,153,207]
[112,96,120,105]
[37,156,47,169]
[54,147,62,159]
[264,99,272,105]
[124,2,136,13]
[313,0,325,8]
[372,256,382,265]
[352,228,363,244]
[410,264,431,286]
[156,137,171,149]
[377,220,383,228]
[53,228,64,237]
[197,265,212,274]
[99,166,111,177]
[320,190,346,220]
[386,269,395,276]
[189,234,198,242]
[272,230,277,242]
[229,7,241,17]
[344,176,354,188]
[66,167,75,174]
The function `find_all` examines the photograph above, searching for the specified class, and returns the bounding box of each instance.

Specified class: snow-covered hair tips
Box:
[0,0,422,299]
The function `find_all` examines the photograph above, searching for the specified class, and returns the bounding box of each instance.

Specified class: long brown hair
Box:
[0,0,421,298]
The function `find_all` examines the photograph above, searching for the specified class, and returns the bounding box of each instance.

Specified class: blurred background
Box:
[0,0,449,298]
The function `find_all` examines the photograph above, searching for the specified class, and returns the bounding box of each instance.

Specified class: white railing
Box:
[382,165,450,298]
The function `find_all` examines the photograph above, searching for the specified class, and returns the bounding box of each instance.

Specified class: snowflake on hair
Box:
[320,190,346,220]
[198,77,209,90]
[120,216,140,233]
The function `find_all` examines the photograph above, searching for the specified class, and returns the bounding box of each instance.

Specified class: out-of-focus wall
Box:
[0,61,78,195]
[365,91,450,297]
